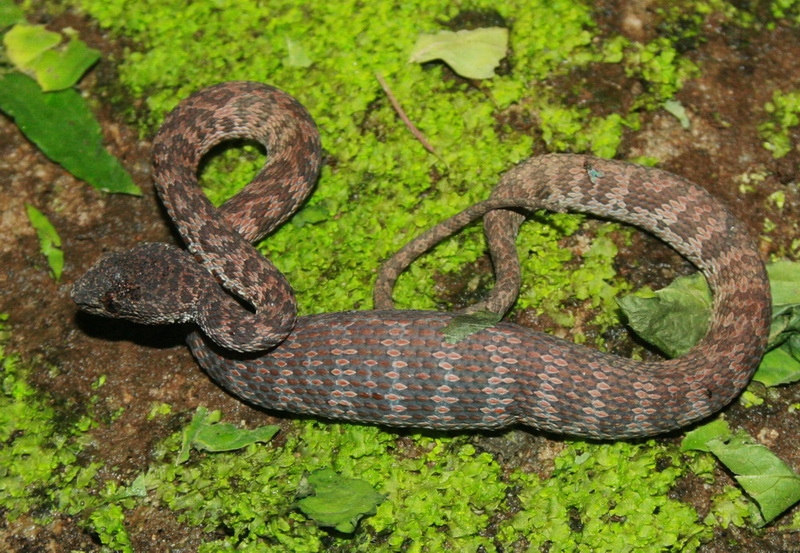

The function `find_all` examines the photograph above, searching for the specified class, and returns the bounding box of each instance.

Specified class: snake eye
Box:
[102,291,120,314]
[103,280,143,315]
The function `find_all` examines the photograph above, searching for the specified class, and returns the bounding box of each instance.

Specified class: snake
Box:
[71,81,772,439]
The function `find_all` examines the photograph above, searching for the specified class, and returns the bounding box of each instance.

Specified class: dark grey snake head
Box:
[71,242,208,325]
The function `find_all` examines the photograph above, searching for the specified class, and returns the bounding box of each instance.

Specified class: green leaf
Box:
[176,406,215,464]
[617,272,711,358]
[683,421,800,523]
[680,419,731,452]
[177,406,279,463]
[707,432,800,523]
[752,261,800,386]
[4,24,101,91]
[33,31,101,91]
[193,420,279,453]
[663,99,691,129]
[0,0,25,29]
[766,261,800,345]
[3,23,61,69]
[409,27,508,79]
[754,340,800,386]
[0,72,140,195]
[291,202,330,227]
[295,468,385,533]
[25,204,63,281]
[767,260,800,308]
[767,304,800,346]
[284,36,312,68]
[441,309,503,344]
[620,261,800,386]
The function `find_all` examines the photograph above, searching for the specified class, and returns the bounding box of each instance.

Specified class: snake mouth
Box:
[70,265,114,315]
[71,268,143,319]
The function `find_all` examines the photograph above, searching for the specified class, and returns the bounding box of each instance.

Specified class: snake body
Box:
[72,81,771,439]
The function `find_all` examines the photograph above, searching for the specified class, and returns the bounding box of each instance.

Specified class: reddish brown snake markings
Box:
[71,81,771,439]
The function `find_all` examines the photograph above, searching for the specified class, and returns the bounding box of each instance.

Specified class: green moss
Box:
[624,38,699,110]
[502,218,635,347]
[199,142,267,208]
[0,316,100,521]
[0,332,172,544]
[773,0,800,22]
[0,314,149,546]
[125,421,720,551]
[705,486,758,529]
[759,89,800,158]
[143,422,506,550]
[89,504,134,552]
[498,441,712,551]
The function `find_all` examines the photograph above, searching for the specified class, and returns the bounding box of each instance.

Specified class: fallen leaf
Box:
[25,204,63,281]
[295,468,385,533]
[617,272,711,358]
[683,421,800,524]
[441,309,503,344]
[409,27,508,79]
[0,72,139,195]
[177,406,279,464]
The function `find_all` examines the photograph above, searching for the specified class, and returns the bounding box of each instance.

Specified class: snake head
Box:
[71,242,208,325]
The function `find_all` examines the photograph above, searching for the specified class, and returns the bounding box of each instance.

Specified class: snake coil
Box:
[72,81,771,439]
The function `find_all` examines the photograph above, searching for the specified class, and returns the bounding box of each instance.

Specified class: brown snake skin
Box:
[72,81,772,439]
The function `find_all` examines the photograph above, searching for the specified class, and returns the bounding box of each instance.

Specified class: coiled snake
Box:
[71,81,771,439]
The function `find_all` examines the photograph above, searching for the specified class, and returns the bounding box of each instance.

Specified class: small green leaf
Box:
[295,468,385,533]
[441,309,503,344]
[617,272,711,358]
[752,261,800,385]
[177,406,279,463]
[3,23,61,69]
[291,202,330,227]
[33,33,101,91]
[0,72,140,195]
[663,99,691,129]
[25,203,63,281]
[754,341,800,386]
[681,419,731,452]
[767,261,800,347]
[767,303,800,346]
[409,27,508,79]
[4,24,100,91]
[193,420,279,452]
[284,36,312,68]
[768,260,800,310]
[177,406,215,464]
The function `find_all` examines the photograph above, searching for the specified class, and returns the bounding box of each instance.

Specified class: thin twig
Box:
[375,72,440,158]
